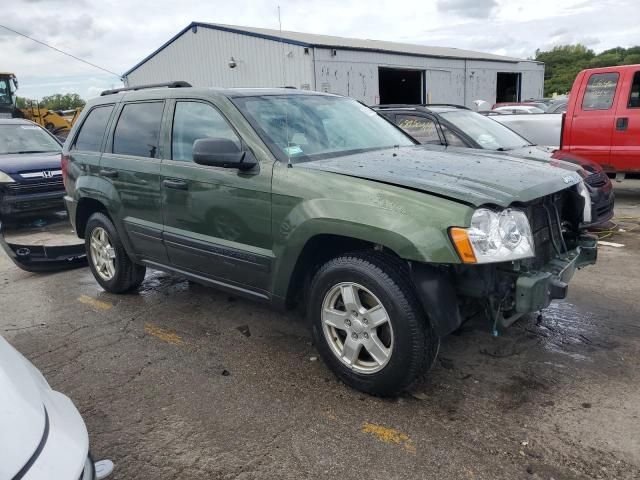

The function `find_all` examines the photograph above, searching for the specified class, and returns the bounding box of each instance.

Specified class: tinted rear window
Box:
[113,102,164,158]
[73,105,114,152]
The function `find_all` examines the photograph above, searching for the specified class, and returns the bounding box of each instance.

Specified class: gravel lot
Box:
[2,183,639,480]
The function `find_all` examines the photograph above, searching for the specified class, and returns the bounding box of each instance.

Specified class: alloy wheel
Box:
[89,227,116,281]
[321,282,394,374]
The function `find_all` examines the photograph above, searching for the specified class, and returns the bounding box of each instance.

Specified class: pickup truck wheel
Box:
[309,252,439,396]
[85,212,146,293]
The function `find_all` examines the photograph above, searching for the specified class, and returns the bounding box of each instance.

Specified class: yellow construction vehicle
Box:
[0,72,81,137]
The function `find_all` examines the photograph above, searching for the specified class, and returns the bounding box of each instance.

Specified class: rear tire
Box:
[309,251,439,396]
[85,212,146,293]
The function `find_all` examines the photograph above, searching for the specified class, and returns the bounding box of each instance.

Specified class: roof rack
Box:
[372,103,470,110]
[423,103,470,110]
[100,81,192,96]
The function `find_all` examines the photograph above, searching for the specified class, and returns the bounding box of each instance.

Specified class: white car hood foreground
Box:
[0,336,47,479]
[0,335,89,479]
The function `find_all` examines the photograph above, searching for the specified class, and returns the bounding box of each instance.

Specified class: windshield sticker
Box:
[284,145,303,156]
[20,126,40,130]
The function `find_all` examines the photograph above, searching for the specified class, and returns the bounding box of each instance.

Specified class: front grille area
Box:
[523,189,576,270]
[5,179,64,195]
[585,172,608,187]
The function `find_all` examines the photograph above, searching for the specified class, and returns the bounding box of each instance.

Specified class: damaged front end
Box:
[453,187,598,331]
[0,221,87,272]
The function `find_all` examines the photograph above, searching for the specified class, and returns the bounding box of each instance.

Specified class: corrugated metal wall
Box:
[125,27,544,107]
[125,27,315,89]
[313,48,544,106]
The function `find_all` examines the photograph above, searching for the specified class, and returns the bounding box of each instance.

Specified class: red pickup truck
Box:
[562,65,640,177]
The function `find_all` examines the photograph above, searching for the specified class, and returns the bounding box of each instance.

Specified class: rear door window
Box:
[628,71,640,108]
[113,102,164,158]
[72,105,114,152]
[396,114,441,144]
[171,101,240,161]
[582,73,620,110]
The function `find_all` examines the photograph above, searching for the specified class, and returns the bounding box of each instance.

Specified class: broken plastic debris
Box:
[597,240,625,248]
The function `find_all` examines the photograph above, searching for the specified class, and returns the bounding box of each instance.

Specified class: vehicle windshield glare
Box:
[233,94,414,162]
[0,124,61,155]
[440,110,532,151]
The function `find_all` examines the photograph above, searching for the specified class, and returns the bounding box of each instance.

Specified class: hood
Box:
[298,145,581,207]
[446,145,583,175]
[0,151,62,175]
[0,335,48,480]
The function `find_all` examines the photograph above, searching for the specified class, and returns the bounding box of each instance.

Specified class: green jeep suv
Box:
[62,84,597,396]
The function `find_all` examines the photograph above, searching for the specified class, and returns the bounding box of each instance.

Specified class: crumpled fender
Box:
[0,221,87,273]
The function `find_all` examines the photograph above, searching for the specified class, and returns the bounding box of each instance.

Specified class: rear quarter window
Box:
[113,102,164,158]
[582,73,619,111]
[72,105,114,152]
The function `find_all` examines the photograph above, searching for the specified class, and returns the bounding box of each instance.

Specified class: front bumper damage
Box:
[412,234,598,337]
[514,234,597,315]
[0,221,87,272]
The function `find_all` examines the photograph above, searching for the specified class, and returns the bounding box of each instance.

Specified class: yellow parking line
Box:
[361,422,416,453]
[77,295,113,311]
[144,323,185,346]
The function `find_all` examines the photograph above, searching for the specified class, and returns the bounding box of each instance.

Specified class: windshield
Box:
[0,124,61,155]
[233,94,414,162]
[0,79,12,106]
[439,110,532,151]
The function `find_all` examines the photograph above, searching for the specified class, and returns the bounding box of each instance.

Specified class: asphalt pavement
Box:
[1,183,639,480]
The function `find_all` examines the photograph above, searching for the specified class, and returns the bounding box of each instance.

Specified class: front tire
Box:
[85,212,146,293]
[309,252,439,396]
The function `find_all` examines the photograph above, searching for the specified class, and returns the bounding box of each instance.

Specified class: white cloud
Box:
[1,0,638,99]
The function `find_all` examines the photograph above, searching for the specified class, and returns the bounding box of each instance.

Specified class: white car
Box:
[0,335,112,480]
[493,105,545,114]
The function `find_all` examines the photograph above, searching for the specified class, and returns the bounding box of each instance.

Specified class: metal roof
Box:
[124,22,536,77]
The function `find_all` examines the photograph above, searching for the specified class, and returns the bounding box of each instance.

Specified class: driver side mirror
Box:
[192,138,257,171]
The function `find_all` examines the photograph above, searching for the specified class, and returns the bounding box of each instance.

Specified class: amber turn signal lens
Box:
[450,227,477,264]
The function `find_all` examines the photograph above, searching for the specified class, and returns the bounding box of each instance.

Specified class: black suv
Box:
[374,104,614,226]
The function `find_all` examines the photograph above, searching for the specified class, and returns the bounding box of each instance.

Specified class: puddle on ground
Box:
[138,271,190,297]
[527,302,618,362]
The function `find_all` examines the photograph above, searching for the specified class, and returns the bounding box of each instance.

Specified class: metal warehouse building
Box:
[123,22,544,107]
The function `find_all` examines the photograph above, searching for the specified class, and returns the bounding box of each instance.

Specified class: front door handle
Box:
[163,179,188,190]
[99,169,118,178]
[616,117,629,131]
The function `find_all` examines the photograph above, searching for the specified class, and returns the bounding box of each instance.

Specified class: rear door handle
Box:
[616,117,629,131]
[99,169,118,178]
[163,179,188,190]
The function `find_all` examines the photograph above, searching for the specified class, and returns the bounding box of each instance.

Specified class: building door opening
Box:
[378,67,424,104]
[496,72,521,103]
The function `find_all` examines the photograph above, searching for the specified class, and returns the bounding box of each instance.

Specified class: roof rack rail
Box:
[372,103,471,110]
[423,103,470,110]
[371,104,421,109]
[100,81,192,96]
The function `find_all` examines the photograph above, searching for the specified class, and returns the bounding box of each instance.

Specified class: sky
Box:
[2,0,638,100]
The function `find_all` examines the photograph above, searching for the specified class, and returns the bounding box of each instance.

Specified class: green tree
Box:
[15,96,34,109]
[39,93,85,111]
[536,44,640,96]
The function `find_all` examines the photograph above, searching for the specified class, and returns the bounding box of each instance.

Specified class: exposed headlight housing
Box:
[0,171,14,183]
[576,180,592,224]
[450,208,535,264]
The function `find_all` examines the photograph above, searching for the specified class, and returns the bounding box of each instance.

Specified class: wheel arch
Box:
[75,197,110,239]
